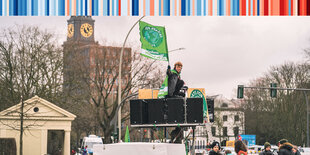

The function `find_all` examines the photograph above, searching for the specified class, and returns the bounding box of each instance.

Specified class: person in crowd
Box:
[209,141,222,155]
[259,142,273,155]
[278,139,294,155]
[235,140,248,155]
[292,145,301,155]
[170,126,183,143]
[224,150,233,155]
[83,145,88,155]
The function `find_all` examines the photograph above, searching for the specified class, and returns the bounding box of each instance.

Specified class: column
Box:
[64,130,71,155]
[41,129,48,155]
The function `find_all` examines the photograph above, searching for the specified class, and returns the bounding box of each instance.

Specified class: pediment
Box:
[0,96,76,120]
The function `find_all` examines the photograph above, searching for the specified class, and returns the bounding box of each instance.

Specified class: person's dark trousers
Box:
[173,80,184,96]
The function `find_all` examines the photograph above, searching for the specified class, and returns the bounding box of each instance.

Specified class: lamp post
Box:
[118,16,145,142]
[111,89,117,142]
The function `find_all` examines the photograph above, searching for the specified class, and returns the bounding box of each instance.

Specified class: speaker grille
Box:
[167,98,185,123]
[186,98,203,123]
[146,99,165,124]
[130,99,148,124]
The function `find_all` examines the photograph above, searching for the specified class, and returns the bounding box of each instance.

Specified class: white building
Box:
[210,95,245,143]
[186,95,245,148]
[0,96,76,155]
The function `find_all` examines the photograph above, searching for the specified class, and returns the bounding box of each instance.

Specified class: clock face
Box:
[80,23,93,38]
[67,24,74,38]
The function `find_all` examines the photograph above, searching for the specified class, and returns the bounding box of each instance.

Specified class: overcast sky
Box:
[1,16,310,99]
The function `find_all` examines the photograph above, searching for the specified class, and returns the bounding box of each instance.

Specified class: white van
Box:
[79,135,103,154]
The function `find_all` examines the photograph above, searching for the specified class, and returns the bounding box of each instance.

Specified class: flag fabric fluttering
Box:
[157,74,169,98]
[124,126,130,142]
[158,69,179,98]
[139,21,169,62]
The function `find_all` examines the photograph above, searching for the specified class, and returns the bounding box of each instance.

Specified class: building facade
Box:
[210,95,245,144]
[63,16,132,99]
[0,96,76,155]
[187,95,245,149]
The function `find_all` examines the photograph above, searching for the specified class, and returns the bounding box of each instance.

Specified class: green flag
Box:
[124,126,130,142]
[139,21,169,61]
[157,76,168,98]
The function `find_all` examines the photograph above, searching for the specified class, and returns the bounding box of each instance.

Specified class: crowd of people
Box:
[207,139,301,155]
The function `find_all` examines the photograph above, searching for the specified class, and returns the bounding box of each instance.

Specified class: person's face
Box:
[213,146,219,152]
[175,65,182,73]
[266,146,271,151]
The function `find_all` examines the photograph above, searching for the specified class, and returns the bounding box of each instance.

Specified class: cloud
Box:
[1,16,309,98]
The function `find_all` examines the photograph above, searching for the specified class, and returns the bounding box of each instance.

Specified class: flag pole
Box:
[163,26,170,66]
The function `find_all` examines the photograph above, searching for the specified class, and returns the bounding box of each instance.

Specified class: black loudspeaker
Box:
[167,98,185,123]
[130,99,148,124]
[146,99,165,124]
[186,98,203,123]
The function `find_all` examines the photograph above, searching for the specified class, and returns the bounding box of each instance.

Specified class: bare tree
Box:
[63,42,164,143]
[0,25,64,155]
[243,61,310,145]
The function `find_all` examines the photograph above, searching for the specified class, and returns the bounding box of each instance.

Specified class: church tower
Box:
[63,16,98,99]
[66,16,95,43]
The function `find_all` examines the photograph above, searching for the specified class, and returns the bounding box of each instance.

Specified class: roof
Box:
[0,95,76,121]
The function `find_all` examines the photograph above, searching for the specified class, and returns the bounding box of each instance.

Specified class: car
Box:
[79,135,103,155]
[300,147,310,153]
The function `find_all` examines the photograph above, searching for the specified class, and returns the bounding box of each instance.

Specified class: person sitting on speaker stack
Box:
[166,61,187,98]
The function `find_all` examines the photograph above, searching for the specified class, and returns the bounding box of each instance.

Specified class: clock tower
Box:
[66,16,95,43]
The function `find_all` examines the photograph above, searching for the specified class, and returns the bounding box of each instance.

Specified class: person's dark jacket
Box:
[278,143,294,155]
[294,150,301,155]
[259,150,273,155]
[167,69,180,97]
[208,150,221,155]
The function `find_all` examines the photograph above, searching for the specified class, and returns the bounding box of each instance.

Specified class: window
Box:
[223,115,228,121]
[221,103,228,107]
[235,115,240,122]
[233,127,239,137]
[223,127,227,136]
[211,127,216,136]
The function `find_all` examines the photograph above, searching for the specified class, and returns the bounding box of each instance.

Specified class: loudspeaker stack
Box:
[130,98,203,125]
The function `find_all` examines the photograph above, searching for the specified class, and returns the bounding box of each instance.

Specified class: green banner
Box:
[139,21,169,61]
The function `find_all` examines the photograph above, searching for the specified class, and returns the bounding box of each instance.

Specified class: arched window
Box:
[221,103,228,108]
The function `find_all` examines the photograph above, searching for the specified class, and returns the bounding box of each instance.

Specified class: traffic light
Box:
[237,85,244,99]
[206,98,214,122]
[270,83,277,98]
